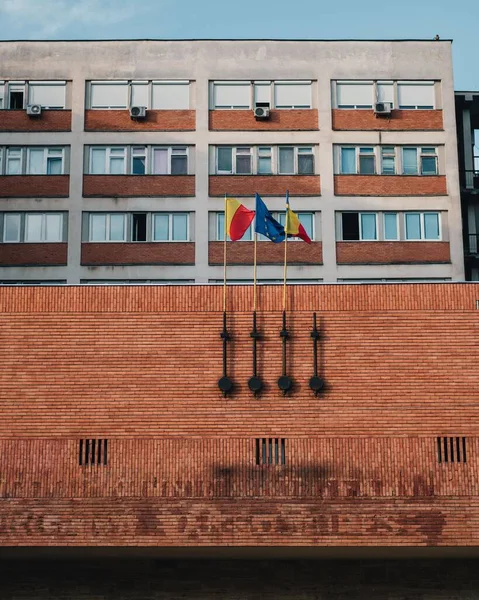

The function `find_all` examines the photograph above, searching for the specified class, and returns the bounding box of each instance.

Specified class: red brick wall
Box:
[0,243,67,266]
[81,242,195,265]
[83,175,195,197]
[332,109,443,131]
[0,110,71,132]
[336,241,451,264]
[209,241,322,264]
[209,110,319,131]
[209,176,321,197]
[334,175,447,196]
[0,175,70,198]
[84,110,195,131]
[0,284,479,547]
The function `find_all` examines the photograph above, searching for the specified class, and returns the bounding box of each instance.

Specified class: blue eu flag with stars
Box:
[254,194,285,243]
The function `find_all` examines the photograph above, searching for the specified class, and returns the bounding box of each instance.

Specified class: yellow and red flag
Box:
[225,198,255,241]
[284,193,312,244]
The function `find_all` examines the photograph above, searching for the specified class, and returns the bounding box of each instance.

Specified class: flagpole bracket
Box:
[309,312,325,396]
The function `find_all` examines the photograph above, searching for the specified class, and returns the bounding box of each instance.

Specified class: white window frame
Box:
[278,146,315,175]
[273,81,312,109]
[380,146,396,175]
[7,82,26,110]
[0,82,4,110]
[131,146,148,175]
[5,147,23,174]
[88,81,129,109]
[2,213,21,242]
[27,81,66,109]
[151,80,190,110]
[383,212,399,240]
[24,212,64,242]
[340,212,378,241]
[335,81,374,109]
[88,213,127,242]
[212,81,252,110]
[397,81,435,110]
[152,212,189,242]
[401,146,439,176]
[404,212,441,241]
[152,146,189,175]
[89,147,127,175]
[27,147,65,175]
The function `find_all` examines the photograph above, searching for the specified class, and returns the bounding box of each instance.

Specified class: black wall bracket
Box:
[278,310,293,395]
[218,311,233,396]
[248,310,263,395]
[309,312,325,395]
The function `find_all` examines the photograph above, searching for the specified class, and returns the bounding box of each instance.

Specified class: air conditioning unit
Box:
[374,102,393,115]
[130,106,146,119]
[254,105,270,120]
[26,104,42,117]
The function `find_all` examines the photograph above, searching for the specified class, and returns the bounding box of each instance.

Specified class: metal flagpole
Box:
[253,232,258,312]
[282,222,288,312]
[223,194,227,313]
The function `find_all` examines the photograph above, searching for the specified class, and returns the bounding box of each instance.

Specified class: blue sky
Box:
[0,0,477,90]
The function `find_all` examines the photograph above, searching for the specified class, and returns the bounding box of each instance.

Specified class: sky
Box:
[0,0,477,90]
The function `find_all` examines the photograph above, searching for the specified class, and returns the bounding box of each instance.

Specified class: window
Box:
[398,81,435,109]
[89,213,126,242]
[151,81,189,109]
[278,212,314,240]
[28,82,66,109]
[377,81,394,107]
[257,147,272,174]
[3,213,21,242]
[255,438,286,466]
[298,147,314,174]
[341,212,377,240]
[402,147,438,175]
[152,213,189,241]
[381,147,396,175]
[132,147,146,175]
[359,147,375,175]
[27,147,64,175]
[8,84,25,109]
[90,82,129,109]
[132,213,147,242]
[216,213,253,241]
[336,81,373,109]
[278,146,314,175]
[278,147,294,174]
[211,80,312,109]
[236,147,252,174]
[90,147,126,175]
[25,213,63,242]
[0,82,4,109]
[405,212,440,240]
[274,82,312,108]
[6,148,22,174]
[213,82,251,109]
[2,212,65,243]
[152,147,188,175]
[79,439,108,466]
[340,147,356,174]
[384,213,398,240]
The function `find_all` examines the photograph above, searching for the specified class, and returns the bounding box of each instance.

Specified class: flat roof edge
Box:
[0,38,454,43]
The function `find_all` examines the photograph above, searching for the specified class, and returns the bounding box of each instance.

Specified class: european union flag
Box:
[254,194,285,243]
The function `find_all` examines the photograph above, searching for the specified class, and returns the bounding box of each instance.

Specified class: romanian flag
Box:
[225,198,255,241]
[284,193,312,244]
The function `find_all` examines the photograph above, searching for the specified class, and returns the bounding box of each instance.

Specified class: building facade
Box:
[0,39,465,284]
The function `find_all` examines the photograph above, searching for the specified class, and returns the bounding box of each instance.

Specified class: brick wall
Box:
[0,175,70,198]
[209,110,319,131]
[85,110,196,131]
[334,175,447,196]
[1,284,479,547]
[336,241,451,264]
[0,243,67,266]
[209,241,323,264]
[0,110,71,132]
[81,242,195,265]
[209,175,321,197]
[83,175,195,197]
[332,109,443,131]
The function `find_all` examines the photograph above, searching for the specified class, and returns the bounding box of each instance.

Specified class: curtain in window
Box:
[360,214,377,240]
[3,214,21,242]
[172,214,188,240]
[90,214,107,241]
[153,149,169,174]
[25,214,43,241]
[402,148,418,175]
[279,147,294,173]
[341,148,356,174]
[217,148,232,172]
[44,214,62,242]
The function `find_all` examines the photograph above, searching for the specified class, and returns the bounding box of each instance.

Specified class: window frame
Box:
[152,212,189,242]
[27,147,65,175]
[273,81,312,109]
[2,212,65,243]
[404,211,441,241]
[278,211,315,241]
[397,81,435,110]
[88,213,127,242]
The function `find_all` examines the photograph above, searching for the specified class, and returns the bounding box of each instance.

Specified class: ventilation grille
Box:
[79,439,108,466]
[437,436,466,464]
[255,438,286,466]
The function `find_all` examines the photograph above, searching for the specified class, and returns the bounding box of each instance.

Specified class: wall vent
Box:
[79,439,108,466]
[437,436,466,464]
[255,438,286,466]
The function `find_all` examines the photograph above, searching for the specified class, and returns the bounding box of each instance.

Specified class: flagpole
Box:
[253,232,258,312]
[223,194,227,313]
[282,232,288,312]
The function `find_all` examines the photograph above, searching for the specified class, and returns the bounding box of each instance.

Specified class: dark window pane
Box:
[236,155,252,174]
[298,155,314,175]
[359,156,375,175]
[342,213,360,240]
[132,157,146,175]
[171,156,187,175]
